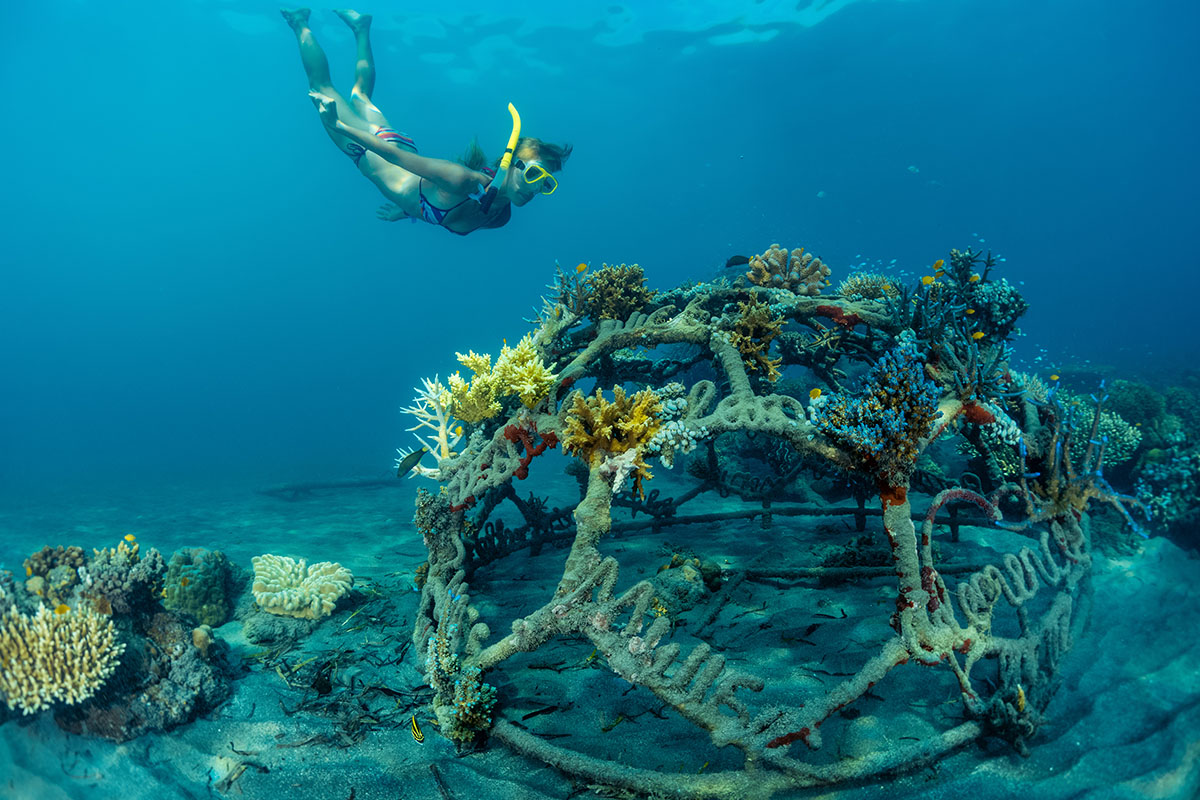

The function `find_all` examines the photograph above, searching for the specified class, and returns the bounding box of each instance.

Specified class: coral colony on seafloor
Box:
[395,249,1151,798]
[1,243,1187,798]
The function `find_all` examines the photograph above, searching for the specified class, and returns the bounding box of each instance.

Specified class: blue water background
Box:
[1,0,1197,500]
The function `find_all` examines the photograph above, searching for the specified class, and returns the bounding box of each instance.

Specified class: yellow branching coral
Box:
[746,244,831,295]
[729,293,785,382]
[448,334,556,422]
[492,334,557,408]
[563,386,662,497]
[0,605,125,715]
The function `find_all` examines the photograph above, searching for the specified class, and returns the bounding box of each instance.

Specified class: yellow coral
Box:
[563,386,662,496]
[492,334,557,408]
[729,293,784,382]
[448,334,556,422]
[0,605,125,715]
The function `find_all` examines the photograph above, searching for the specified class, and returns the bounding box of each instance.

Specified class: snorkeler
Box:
[282,8,571,236]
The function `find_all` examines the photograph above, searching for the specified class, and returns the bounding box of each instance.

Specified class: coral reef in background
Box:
[1,537,233,739]
[251,554,353,620]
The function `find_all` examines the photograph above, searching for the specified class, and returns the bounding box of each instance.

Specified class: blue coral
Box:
[810,332,942,486]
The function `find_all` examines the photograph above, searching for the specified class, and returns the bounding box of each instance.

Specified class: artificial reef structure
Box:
[399,247,1139,798]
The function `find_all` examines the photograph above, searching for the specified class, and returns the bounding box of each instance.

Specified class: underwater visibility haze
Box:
[1,1,1198,799]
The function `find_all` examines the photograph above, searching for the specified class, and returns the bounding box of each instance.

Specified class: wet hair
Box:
[512,137,572,173]
[458,136,573,174]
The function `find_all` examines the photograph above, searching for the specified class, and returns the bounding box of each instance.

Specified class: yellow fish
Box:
[965,308,976,315]
[921,276,934,285]
[54,604,69,615]
[454,426,463,437]
[1016,684,1026,713]
[410,714,425,744]
[124,534,136,542]
[1050,374,1060,381]
[968,274,981,283]
[932,259,944,269]
[809,388,822,400]
[971,332,985,340]
[576,262,588,273]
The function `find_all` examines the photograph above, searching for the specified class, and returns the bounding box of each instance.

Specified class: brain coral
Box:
[251,555,353,620]
[0,605,125,715]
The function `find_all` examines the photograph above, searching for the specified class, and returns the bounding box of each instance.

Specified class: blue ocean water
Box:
[1,2,1198,798]
[2,0,1196,493]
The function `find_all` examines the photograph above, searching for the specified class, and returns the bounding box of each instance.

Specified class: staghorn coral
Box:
[251,554,352,620]
[746,244,830,295]
[447,334,556,423]
[563,386,662,497]
[0,605,125,715]
[398,376,463,478]
[728,292,785,382]
[582,263,655,321]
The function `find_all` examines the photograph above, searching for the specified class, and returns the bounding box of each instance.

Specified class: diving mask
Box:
[515,159,557,195]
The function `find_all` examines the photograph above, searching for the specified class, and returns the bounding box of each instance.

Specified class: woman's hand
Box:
[377,203,408,222]
[308,91,339,129]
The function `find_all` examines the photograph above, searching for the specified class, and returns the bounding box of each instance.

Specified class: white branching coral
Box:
[398,375,464,479]
[0,606,125,715]
[251,555,353,620]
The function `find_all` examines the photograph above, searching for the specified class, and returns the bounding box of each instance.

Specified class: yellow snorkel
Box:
[477,103,521,214]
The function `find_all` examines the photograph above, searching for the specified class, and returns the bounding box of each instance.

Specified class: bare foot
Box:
[334,9,372,32]
[280,8,311,31]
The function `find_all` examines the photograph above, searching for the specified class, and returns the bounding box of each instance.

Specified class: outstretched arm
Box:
[312,93,484,195]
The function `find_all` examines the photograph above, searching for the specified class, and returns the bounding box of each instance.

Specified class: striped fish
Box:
[410,714,425,745]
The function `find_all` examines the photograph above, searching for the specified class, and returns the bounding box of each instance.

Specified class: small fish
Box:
[725,255,751,268]
[410,714,425,744]
[454,426,463,437]
[809,388,822,400]
[181,577,190,587]
[1050,374,1060,381]
[124,534,136,542]
[1016,684,1026,713]
[965,308,976,315]
[932,259,944,269]
[54,604,69,615]
[575,262,587,273]
[921,276,934,285]
[972,332,985,340]
[968,274,981,283]
[396,446,428,477]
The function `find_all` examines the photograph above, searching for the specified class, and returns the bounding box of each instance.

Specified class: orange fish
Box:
[968,274,981,283]
[932,259,944,269]
[576,262,588,273]
[921,276,934,285]
[181,577,190,587]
